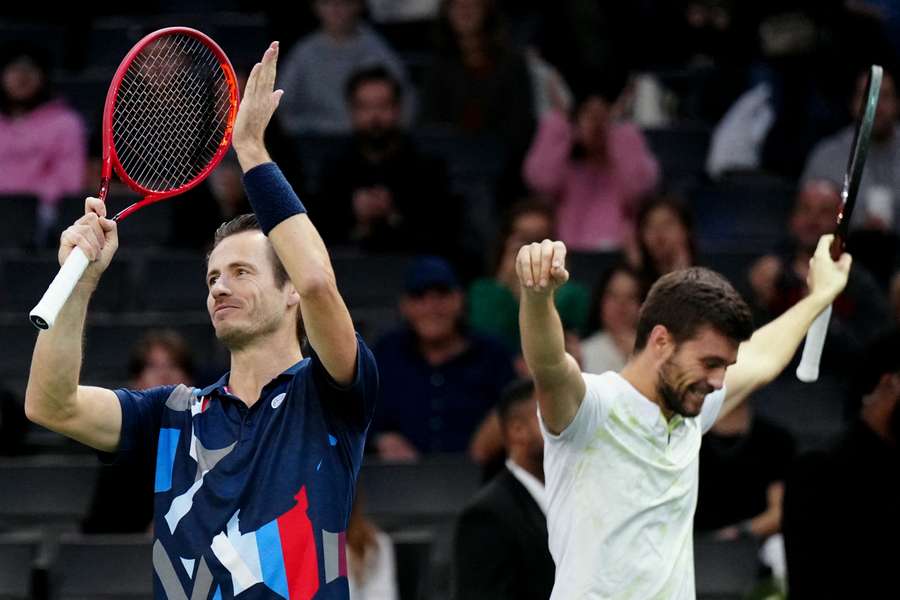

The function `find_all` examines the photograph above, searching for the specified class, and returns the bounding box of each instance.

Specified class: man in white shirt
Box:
[516,235,851,599]
[453,379,555,600]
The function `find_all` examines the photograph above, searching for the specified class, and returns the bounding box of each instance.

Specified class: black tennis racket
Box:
[797,64,882,382]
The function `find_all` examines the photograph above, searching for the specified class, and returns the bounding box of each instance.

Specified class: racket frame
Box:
[100,26,240,220]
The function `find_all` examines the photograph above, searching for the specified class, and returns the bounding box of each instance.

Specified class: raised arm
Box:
[721,234,851,417]
[24,198,123,452]
[232,41,357,385]
[517,240,585,434]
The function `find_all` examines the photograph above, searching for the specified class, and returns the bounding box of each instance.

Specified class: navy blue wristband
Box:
[241,162,306,235]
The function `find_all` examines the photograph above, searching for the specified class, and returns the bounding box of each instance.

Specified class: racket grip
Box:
[796,304,832,383]
[29,247,91,330]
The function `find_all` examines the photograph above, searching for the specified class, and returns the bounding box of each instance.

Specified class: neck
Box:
[509,452,544,483]
[620,350,672,419]
[325,26,357,43]
[609,328,635,357]
[227,330,302,407]
[418,331,467,366]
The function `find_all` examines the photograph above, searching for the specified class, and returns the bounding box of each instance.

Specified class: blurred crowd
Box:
[2,1,900,598]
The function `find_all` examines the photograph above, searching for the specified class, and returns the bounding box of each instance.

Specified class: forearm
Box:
[520,291,569,386]
[25,283,92,423]
[235,142,272,174]
[741,291,831,380]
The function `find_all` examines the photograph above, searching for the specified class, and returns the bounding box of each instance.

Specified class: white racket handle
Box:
[796,304,832,382]
[29,247,91,330]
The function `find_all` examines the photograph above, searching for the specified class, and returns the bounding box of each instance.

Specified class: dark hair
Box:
[344,65,403,104]
[0,45,53,115]
[497,378,535,428]
[585,264,644,335]
[209,214,306,343]
[435,0,509,59]
[634,267,753,351]
[567,66,630,160]
[128,329,195,381]
[488,200,555,275]
[635,194,697,282]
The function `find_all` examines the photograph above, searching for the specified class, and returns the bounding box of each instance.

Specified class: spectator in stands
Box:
[278,0,411,134]
[783,329,900,599]
[748,179,888,367]
[347,491,399,599]
[630,194,696,289]
[468,201,589,354]
[523,71,660,251]
[580,265,642,375]
[373,256,516,460]
[0,45,86,241]
[453,378,555,600]
[171,154,252,251]
[82,329,195,534]
[695,399,794,542]
[420,0,535,157]
[803,68,899,234]
[316,66,457,254]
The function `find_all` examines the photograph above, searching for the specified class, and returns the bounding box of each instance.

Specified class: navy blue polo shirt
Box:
[108,334,377,600]
[373,328,516,453]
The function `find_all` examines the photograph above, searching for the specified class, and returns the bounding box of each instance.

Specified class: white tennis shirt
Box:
[540,371,725,599]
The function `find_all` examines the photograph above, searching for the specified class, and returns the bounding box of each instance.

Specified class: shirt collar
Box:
[196,359,307,397]
[610,372,685,433]
[505,458,547,515]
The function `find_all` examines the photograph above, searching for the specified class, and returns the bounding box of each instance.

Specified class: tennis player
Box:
[517,235,850,598]
[25,42,377,599]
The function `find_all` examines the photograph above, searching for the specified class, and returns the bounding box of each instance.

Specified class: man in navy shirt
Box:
[25,42,378,600]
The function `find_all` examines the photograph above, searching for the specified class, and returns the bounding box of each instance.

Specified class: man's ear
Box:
[648,324,675,361]
[286,285,301,308]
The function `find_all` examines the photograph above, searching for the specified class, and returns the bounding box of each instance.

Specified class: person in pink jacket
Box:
[523,75,660,251]
[0,47,86,238]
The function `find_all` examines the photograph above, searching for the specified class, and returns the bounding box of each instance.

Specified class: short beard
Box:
[215,311,282,352]
[657,357,704,418]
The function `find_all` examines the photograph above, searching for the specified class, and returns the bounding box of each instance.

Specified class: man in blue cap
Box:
[372,256,516,461]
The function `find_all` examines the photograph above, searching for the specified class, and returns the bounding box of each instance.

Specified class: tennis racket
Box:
[796,64,882,382]
[29,27,239,329]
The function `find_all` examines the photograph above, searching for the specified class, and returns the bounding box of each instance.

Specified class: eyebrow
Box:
[206,261,258,278]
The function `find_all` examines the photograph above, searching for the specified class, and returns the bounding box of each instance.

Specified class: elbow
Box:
[294,265,337,298]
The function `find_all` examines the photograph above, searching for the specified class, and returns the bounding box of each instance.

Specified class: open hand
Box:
[232,41,283,163]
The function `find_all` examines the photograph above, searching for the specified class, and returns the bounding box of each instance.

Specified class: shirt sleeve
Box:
[101,385,179,465]
[539,372,611,450]
[699,387,727,434]
[311,332,379,433]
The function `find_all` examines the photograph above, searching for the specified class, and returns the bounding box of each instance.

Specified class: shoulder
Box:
[460,470,517,520]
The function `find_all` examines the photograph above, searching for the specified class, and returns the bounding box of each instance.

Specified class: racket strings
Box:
[113,33,233,192]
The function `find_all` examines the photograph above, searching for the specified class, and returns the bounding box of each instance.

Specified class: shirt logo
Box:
[271,393,286,409]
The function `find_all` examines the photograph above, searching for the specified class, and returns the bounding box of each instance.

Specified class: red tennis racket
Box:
[30,27,239,329]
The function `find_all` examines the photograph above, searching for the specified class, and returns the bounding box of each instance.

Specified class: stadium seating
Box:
[50,533,153,600]
[359,456,481,530]
[0,195,38,250]
[690,173,795,253]
[0,533,38,600]
[0,456,98,531]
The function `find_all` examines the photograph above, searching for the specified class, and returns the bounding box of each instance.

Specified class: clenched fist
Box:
[516,239,569,295]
